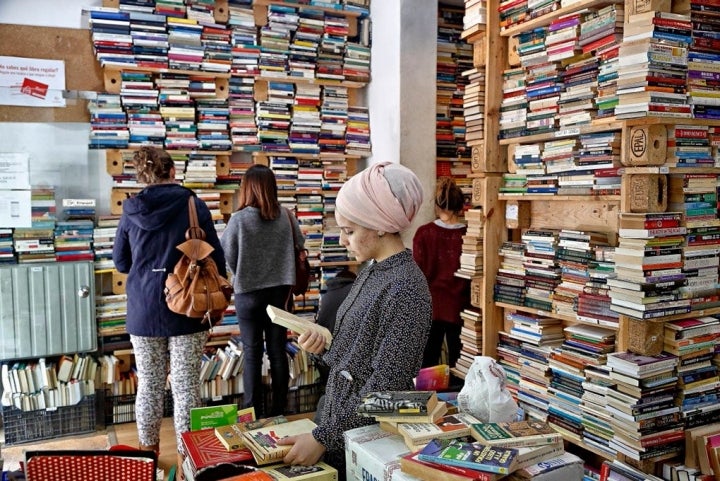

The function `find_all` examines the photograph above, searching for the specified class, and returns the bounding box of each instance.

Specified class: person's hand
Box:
[298,328,327,354]
[278,433,326,465]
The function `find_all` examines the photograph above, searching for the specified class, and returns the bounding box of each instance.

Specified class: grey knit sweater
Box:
[220,206,305,294]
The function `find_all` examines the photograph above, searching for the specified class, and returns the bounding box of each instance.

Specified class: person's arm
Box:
[220,214,239,276]
[111,216,132,274]
[292,211,305,249]
[312,289,432,453]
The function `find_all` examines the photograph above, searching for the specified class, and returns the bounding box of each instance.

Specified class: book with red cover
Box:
[181,428,255,473]
[399,452,500,481]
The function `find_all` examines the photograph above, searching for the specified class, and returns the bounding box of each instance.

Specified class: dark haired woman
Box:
[112,147,227,473]
[220,164,305,416]
[412,176,470,368]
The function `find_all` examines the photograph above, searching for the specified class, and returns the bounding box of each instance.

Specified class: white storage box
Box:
[344,424,411,481]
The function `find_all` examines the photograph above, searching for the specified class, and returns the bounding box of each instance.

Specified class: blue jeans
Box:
[235,285,291,416]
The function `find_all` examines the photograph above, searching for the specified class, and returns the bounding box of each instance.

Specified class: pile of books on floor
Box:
[355,390,585,481]
[181,404,337,481]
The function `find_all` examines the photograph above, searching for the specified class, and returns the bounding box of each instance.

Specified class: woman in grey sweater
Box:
[278,162,432,479]
[221,164,304,416]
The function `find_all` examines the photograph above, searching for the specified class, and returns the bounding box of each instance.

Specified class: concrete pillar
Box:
[369,0,437,244]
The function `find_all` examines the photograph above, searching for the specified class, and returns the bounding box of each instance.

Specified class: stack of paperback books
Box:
[609,212,690,320]
[605,351,683,462]
[664,316,720,429]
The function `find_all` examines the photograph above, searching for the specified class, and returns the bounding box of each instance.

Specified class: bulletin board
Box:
[0,24,103,122]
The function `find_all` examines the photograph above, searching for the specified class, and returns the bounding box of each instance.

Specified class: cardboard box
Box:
[345,424,411,481]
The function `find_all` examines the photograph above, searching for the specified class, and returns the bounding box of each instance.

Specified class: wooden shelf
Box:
[499,121,624,146]
[102,67,230,96]
[495,302,619,329]
[500,0,623,37]
[498,194,621,201]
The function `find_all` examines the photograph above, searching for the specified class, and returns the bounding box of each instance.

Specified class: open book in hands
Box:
[266,305,332,350]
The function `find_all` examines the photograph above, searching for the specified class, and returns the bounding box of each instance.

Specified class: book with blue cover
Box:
[416,438,563,475]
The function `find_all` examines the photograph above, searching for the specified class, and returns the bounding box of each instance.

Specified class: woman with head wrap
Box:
[277,162,433,479]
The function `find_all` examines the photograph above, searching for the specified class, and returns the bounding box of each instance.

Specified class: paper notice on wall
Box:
[0,153,31,189]
[0,56,66,107]
[0,190,32,228]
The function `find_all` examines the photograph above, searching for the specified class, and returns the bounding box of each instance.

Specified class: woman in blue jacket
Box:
[112,147,226,472]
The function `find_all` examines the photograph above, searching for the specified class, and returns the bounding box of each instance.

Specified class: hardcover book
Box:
[397,413,482,448]
[266,305,332,349]
[416,438,564,475]
[259,462,338,481]
[180,428,255,473]
[241,418,318,465]
[357,390,438,417]
[469,420,562,448]
[399,452,502,481]
[190,404,240,431]
[215,415,288,452]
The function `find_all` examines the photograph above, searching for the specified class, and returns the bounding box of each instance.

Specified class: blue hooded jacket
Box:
[112,183,227,337]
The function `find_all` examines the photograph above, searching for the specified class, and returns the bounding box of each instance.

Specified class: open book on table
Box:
[266,305,332,350]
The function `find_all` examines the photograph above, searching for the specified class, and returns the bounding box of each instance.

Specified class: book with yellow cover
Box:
[266,306,332,349]
[241,418,318,465]
[260,461,338,481]
[215,415,288,452]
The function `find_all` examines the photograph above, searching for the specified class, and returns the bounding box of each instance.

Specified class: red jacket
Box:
[412,221,470,324]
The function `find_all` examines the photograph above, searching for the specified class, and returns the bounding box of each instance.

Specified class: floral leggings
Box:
[130,331,208,449]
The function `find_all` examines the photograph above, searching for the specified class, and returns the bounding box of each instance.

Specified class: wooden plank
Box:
[477,175,506,359]
[0,24,103,122]
[483,0,507,174]
[529,199,620,238]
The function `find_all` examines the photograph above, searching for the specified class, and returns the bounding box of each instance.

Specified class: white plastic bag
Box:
[457,356,518,423]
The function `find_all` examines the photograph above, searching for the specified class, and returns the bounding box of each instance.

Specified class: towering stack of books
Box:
[195,97,232,151]
[609,212,690,320]
[200,21,232,73]
[605,351,683,462]
[289,84,322,154]
[499,0,528,32]
[88,8,134,68]
[575,131,621,194]
[506,313,562,424]
[521,229,560,312]
[259,5,295,78]
[664,316,720,430]
[540,138,574,194]
[93,215,120,272]
[167,17,205,71]
[88,93,129,149]
[344,41,371,83]
[0,228,14,264]
[668,173,720,311]
[54,219,95,263]
[499,67,527,140]
[227,76,259,151]
[317,15,347,81]
[289,9,322,80]
[615,11,692,119]
[345,106,371,156]
[228,3,260,76]
[495,241,526,307]
[257,81,293,152]
[184,154,218,188]
[591,4,624,118]
[158,75,198,150]
[576,243,617,328]
[456,308,483,377]
[319,86,348,153]
[551,324,616,455]
[521,30,562,137]
[667,124,715,167]
[682,0,720,119]
[553,229,610,318]
[123,72,165,149]
[462,67,485,149]
[14,187,57,264]
[456,207,484,279]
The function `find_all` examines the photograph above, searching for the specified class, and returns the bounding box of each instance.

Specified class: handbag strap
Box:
[186,196,206,240]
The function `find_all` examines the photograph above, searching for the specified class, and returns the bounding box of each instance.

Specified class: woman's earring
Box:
[377,231,385,237]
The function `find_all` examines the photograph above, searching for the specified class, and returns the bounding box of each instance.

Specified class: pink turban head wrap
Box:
[336,162,424,233]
